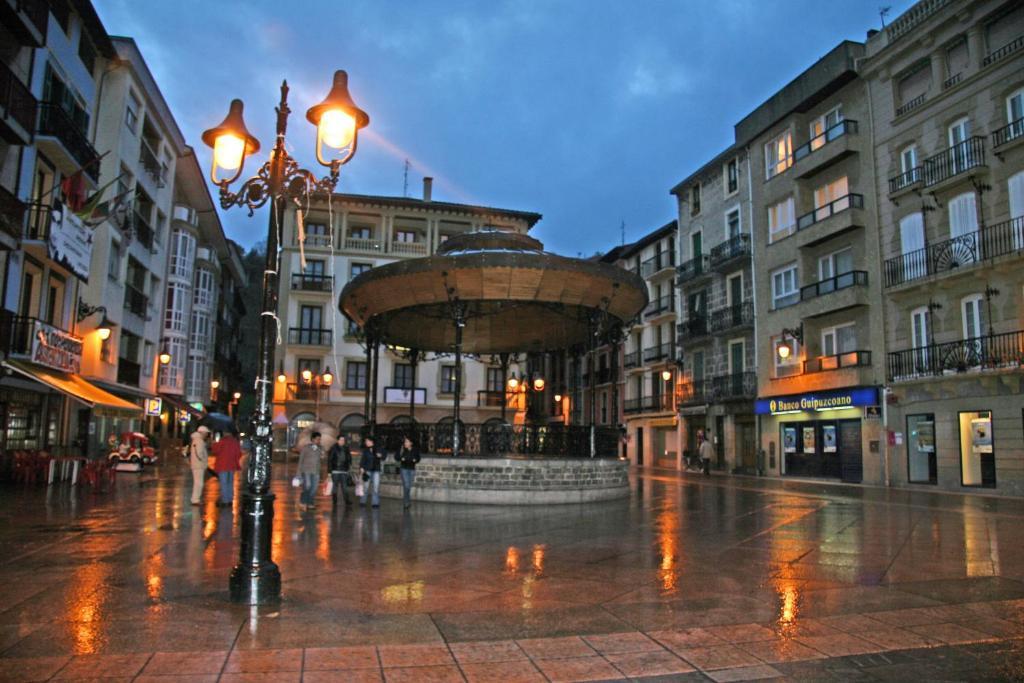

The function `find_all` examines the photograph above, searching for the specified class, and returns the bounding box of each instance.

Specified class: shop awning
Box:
[3,360,142,414]
[160,394,205,419]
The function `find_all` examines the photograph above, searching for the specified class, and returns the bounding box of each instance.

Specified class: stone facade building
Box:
[862,0,1024,495]
[671,147,757,473]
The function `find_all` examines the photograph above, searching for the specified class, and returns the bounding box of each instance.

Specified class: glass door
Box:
[949,118,972,172]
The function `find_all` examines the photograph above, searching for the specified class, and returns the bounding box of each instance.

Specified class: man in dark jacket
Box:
[327,435,353,507]
[396,436,421,509]
[358,435,384,507]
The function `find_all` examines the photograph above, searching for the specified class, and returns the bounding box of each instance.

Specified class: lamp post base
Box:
[229,491,281,604]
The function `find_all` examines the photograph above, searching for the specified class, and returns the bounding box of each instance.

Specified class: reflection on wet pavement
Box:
[0,458,1022,679]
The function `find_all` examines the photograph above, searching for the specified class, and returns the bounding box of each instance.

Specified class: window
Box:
[725,158,738,195]
[486,367,504,392]
[304,259,325,277]
[193,269,214,309]
[343,314,360,337]
[767,197,796,243]
[809,106,843,150]
[170,229,196,278]
[907,414,937,484]
[690,184,701,216]
[691,350,705,383]
[818,247,853,282]
[349,225,371,240]
[896,61,931,111]
[190,310,212,355]
[142,343,155,377]
[1009,171,1024,250]
[395,230,417,243]
[764,130,793,179]
[164,282,188,333]
[958,410,995,488]
[901,145,918,174]
[345,361,367,390]
[305,222,328,242]
[948,193,978,266]
[77,36,96,75]
[773,335,801,378]
[600,392,608,423]
[771,264,798,309]
[822,323,857,357]
[125,92,140,132]
[393,363,413,389]
[726,207,741,239]
[299,305,323,331]
[985,3,1024,57]
[108,240,121,280]
[961,293,984,341]
[814,176,849,211]
[1008,87,1024,128]
[298,358,321,377]
[350,262,371,281]
[440,365,458,394]
[948,117,972,170]
[945,37,969,83]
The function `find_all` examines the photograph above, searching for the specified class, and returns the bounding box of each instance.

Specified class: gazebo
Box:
[339,228,647,464]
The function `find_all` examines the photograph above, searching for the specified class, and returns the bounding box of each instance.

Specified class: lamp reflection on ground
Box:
[380,580,424,605]
[531,544,545,576]
[67,562,113,654]
[655,509,680,594]
[504,546,519,576]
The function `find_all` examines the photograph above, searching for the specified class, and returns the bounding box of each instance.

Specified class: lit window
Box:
[764,130,793,179]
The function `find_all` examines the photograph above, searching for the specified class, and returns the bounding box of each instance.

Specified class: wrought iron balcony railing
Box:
[709,372,756,400]
[922,136,985,186]
[290,273,333,291]
[710,233,750,268]
[675,379,706,406]
[883,217,1024,288]
[36,103,101,182]
[644,293,675,318]
[993,118,1024,148]
[583,367,612,386]
[287,382,327,401]
[797,193,864,231]
[889,166,923,194]
[677,316,709,343]
[983,35,1024,67]
[708,302,754,333]
[0,60,37,138]
[476,390,505,407]
[895,93,926,117]
[887,330,1024,382]
[0,314,80,356]
[132,211,154,250]
[0,184,25,240]
[287,327,333,345]
[793,119,858,163]
[643,342,674,363]
[804,350,872,373]
[624,394,673,414]
[800,270,868,301]
[623,351,640,369]
[676,254,710,285]
[641,251,675,278]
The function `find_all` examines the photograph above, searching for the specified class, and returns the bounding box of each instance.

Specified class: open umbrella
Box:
[199,412,235,434]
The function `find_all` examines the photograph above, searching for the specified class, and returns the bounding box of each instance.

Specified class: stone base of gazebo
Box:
[377,455,629,505]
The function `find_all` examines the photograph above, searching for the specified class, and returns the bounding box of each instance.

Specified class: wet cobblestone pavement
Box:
[1,459,1023,681]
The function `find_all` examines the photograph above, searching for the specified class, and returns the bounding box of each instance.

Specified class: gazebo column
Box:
[451,304,466,457]
[498,352,511,422]
[370,338,380,429]
[363,331,373,421]
[589,316,599,459]
[609,328,622,428]
[408,349,420,420]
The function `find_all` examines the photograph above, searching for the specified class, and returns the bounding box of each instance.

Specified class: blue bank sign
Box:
[755,387,880,415]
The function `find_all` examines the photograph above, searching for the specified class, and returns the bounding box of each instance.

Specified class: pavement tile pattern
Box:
[0,458,1023,681]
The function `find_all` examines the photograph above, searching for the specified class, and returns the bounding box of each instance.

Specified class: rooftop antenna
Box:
[879,6,890,28]
[402,159,410,197]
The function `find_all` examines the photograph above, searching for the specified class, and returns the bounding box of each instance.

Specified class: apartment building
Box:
[862,0,1024,495]
[737,41,887,485]
[0,0,141,455]
[671,146,757,473]
[617,222,678,468]
[274,179,541,443]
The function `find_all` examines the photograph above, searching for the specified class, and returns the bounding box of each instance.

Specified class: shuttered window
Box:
[986,4,1024,54]
[897,61,931,106]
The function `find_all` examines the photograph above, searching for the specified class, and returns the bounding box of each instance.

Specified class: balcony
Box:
[23,202,49,241]
[344,236,382,252]
[1,0,48,45]
[675,380,706,406]
[624,394,673,415]
[287,328,333,346]
[641,251,675,278]
[132,211,154,250]
[0,184,25,240]
[883,217,1024,288]
[796,193,864,248]
[643,342,674,363]
[124,284,148,318]
[36,103,101,183]
[0,60,36,144]
[709,372,756,401]
[290,273,333,292]
[286,382,326,401]
[888,166,923,195]
[623,351,639,369]
[982,35,1024,67]
[799,271,869,318]
[676,254,710,286]
[792,120,859,179]
[643,293,675,319]
[804,350,872,373]
[117,359,141,387]
[895,94,926,118]
[138,140,164,187]
[800,270,868,302]
[993,118,1024,154]
[922,137,986,188]
[676,317,709,344]
[582,367,612,386]
[0,314,80,356]
[391,240,428,256]
[710,234,750,270]
[708,302,754,334]
[477,390,506,407]
[887,330,1024,382]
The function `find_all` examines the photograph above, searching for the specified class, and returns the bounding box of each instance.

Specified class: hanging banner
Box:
[47,200,94,282]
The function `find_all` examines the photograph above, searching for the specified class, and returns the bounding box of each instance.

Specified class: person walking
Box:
[298,431,324,511]
[327,435,353,507]
[698,430,713,476]
[189,426,211,505]
[212,428,242,507]
[396,436,421,509]
[359,435,384,508]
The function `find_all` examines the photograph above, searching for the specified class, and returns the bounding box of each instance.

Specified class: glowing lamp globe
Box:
[532,377,545,392]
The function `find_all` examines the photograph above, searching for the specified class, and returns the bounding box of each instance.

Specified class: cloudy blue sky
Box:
[92,0,912,256]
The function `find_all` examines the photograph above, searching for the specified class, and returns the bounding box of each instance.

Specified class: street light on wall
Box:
[77,301,114,340]
[776,324,804,362]
[158,345,172,366]
[202,69,368,605]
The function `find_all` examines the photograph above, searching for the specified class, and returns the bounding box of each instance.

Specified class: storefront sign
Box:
[47,200,93,282]
[755,387,880,415]
[31,320,83,373]
[145,398,162,417]
[864,405,882,419]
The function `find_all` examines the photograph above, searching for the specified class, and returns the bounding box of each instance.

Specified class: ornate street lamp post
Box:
[202,70,368,604]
